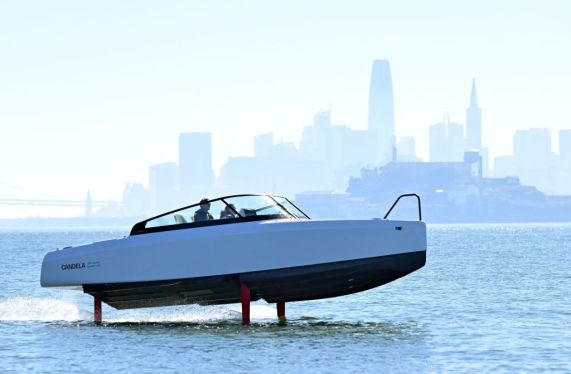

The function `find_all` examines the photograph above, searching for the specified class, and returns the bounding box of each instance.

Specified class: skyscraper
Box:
[85,190,92,217]
[429,122,447,162]
[179,133,215,201]
[559,129,571,160]
[511,128,556,194]
[149,162,179,213]
[368,59,395,164]
[396,136,417,160]
[447,122,466,161]
[513,128,552,167]
[429,117,465,162]
[466,79,482,151]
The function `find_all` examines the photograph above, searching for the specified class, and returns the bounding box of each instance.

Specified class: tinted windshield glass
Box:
[271,197,308,219]
[145,200,228,228]
[223,195,297,219]
[139,194,306,231]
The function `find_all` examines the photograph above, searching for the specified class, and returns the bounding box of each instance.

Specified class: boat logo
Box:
[61,262,86,271]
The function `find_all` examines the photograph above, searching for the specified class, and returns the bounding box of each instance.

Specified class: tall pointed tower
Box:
[466,78,482,150]
[85,190,92,217]
[368,59,395,164]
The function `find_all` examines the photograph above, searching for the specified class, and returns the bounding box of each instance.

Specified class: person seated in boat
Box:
[193,198,214,222]
[220,204,238,219]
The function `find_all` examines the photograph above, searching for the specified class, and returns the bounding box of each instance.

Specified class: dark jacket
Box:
[193,208,214,222]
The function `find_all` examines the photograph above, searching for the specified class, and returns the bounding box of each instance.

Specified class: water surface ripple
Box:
[0,224,569,372]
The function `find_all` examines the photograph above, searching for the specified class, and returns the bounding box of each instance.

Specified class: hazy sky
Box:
[1,1,570,215]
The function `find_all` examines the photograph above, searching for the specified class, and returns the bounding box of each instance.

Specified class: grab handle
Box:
[384,193,422,221]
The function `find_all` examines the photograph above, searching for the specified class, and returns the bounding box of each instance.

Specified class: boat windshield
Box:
[141,194,308,232]
[223,195,306,220]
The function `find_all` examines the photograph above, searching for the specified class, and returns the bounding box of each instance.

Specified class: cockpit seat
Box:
[240,208,257,217]
[174,214,187,224]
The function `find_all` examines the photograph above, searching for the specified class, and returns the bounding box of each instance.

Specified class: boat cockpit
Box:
[130,194,310,236]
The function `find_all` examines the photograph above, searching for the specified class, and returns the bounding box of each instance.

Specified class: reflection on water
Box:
[0,296,426,341]
[98,320,426,339]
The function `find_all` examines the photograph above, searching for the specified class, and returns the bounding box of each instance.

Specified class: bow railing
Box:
[383,193,422,221]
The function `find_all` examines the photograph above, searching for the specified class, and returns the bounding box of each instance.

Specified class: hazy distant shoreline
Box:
[0,217,137,230]
[1,216,570,230]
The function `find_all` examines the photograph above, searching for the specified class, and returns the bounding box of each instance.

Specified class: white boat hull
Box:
[40,219,426,309]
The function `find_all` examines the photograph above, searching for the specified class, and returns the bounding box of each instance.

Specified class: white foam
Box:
[0,297,279,323]
[231,304,278,319]
[0,297,89,322]
[107,304,278,323]
[106,305,239,323]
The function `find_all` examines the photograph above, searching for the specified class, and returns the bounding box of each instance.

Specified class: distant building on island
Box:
[297,152,571,223]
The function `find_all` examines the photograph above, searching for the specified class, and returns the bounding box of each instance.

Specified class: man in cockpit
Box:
[220,203,238,219]
[193,198,214,222]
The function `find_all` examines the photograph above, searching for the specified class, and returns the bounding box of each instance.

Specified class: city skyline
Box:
[2,63,570,216]
[2,69,571,218]
[1,1,570,217]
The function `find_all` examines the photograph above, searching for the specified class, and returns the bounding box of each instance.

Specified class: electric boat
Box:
[40,194,426,323]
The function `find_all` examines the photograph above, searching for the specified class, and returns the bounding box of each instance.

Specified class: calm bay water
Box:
[0,224,570,373]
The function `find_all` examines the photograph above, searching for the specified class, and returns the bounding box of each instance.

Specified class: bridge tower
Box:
[85,190,92,217]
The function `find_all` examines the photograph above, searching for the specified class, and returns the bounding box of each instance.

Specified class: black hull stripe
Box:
[83,251,426,310]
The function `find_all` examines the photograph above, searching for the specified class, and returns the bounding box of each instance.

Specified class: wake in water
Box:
[0,297,89,322]
[0,297,277,323]
[103,304,277,324]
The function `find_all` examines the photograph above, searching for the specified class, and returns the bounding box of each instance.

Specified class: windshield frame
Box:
[130,194,310,236]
